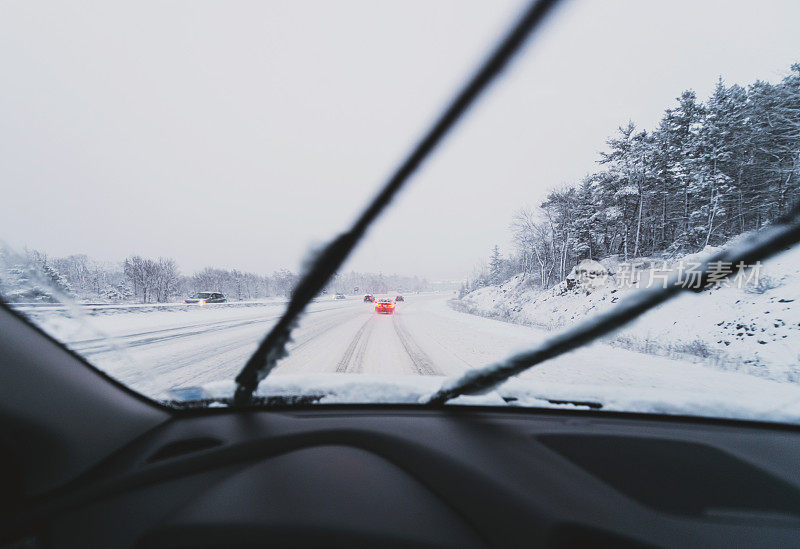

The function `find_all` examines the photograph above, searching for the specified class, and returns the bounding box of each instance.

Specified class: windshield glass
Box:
[2,0,799,423]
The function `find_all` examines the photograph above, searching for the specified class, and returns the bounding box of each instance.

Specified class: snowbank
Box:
[456,245,800,383]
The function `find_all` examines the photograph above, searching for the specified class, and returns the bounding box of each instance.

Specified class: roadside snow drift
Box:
[457,245,800,383]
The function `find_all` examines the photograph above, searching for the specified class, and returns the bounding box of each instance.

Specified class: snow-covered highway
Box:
[63,296,457,393]
[24,293,800,421]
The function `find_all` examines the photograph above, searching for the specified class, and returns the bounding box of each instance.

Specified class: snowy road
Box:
[66,296,458,393]
[40,294,800,420]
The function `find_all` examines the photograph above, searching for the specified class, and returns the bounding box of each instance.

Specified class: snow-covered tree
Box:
[489,245,506,285]
[468,60,800,294]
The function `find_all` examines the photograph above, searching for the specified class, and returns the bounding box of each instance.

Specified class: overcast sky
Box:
[2,0,799,281]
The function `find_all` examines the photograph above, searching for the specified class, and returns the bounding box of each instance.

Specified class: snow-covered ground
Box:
[13,291,800,424]
[458,245,800,384]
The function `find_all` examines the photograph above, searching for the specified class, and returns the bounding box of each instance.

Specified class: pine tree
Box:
[41,261,73,297]
[489,245,505,285]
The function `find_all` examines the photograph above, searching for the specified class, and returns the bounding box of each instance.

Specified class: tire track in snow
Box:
[393,312,439,375]
[72,316,278,355]
[289,309,362,353]
[350,318,375,374]
[337,315,375,373]
[71,303,358,356]
[158,306,366,383]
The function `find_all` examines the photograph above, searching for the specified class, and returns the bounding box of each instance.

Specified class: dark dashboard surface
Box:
[11,407,800,548]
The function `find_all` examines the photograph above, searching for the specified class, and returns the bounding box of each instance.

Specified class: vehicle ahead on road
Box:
[184,292,227,304]
[363,294,375,302]
[333,293,347,300]
[374,298,395,314]
[395,295,404,302]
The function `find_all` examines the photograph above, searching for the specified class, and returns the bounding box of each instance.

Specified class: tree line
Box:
[469,63,800,293]
[1,249,432,303]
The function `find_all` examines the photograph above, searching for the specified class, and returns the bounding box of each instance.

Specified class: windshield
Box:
[2,0,800,424]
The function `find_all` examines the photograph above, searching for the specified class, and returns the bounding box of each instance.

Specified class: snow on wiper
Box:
[232,0,560,407]
[165,395,325,410]
[165,384,324,408]
[426,201,800,405]
[173,375,509,409]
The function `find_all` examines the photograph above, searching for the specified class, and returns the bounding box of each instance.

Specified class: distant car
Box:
[333,293,346,300]
[184,292,227,304]
[375,298,395,314]
[395,295,404,302]
[363,294,375,302]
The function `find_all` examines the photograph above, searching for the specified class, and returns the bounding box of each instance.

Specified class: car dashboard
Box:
[9,406,800,549]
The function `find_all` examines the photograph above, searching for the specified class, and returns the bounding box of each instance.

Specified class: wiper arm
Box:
[233,0,561,407]
[426,201,800,405]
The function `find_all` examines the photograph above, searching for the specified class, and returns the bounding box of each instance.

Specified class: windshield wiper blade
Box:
[232,0,560,407]
[426,201,800,405]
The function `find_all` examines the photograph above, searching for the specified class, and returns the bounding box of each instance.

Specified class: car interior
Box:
[3,0,800,548]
